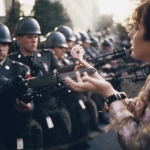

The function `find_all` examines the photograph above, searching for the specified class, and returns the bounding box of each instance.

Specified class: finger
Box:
[15,99,19,106]
[19,100,26,106]
[74,64,84,71]
[75,71,82,82]
[14,104,24,113]
[65,77,84,92]
[76,57,93,68]
[19,100,28,109]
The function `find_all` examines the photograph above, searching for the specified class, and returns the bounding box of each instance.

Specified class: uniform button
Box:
[37,53,41,57]
[32,71,35,74]
[5,65,10,70]
[18,54,21,58]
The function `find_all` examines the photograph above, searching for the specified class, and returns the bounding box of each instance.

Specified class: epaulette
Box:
[8,51,18,56]
[37,49,42,52]
[11,60,30,70]
[41,49,50,52]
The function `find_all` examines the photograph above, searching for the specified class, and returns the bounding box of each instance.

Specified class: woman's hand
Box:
[74,57,102,80]
[65,58,117,99]
[14,99,32,114]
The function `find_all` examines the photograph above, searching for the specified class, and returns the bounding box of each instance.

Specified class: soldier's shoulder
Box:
[8,51,19,57]
[40,49,53,53]
[38,49,53,57]
[11,60,29,70]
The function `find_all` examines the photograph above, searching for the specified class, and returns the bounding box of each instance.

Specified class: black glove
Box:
[3,75,28,98]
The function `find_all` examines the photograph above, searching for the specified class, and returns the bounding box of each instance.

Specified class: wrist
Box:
[105,92,127,106]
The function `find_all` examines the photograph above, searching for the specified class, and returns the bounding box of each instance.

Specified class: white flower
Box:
[71,44,85,58]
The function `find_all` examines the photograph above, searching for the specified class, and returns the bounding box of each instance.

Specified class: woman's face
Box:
[128,23,150,63]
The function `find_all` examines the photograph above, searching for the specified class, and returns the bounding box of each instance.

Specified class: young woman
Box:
[65,1,150,150]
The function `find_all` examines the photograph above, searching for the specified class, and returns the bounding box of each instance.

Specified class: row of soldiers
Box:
[0,17,110,150]
[0,16,147,150]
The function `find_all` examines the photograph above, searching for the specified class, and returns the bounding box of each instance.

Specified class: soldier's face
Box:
[81,42,90,48]
[67,41,75,50]
[0,43,9,61]
[53,47,66,59]
[17,34,38,53]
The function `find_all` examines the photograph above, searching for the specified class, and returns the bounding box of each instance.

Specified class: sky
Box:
[0,0,6,16]
[99,0,140,23]
[19,0,35,16]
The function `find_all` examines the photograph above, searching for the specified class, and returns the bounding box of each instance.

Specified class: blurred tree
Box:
[31,0,72,35]
[112,23,129,41]
[96,14,114,31]
[96,14,129,44]
[4,1,21,36]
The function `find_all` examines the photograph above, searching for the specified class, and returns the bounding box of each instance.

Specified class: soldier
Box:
[9,17,71,149]
[79,32,97,59]
[74,32,82,45]
[0,74,28,150]
[45,31,91,150]
[0,23,43,150]
[90,37,101,55]
[55,25,76,64]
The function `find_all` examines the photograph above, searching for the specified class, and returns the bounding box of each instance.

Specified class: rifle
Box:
[55,48,131,73]
[100,62,148,85]
[104,73,147,83]
[127,62,150,74]
[89,48,131,68]
[21,68,96,103]
[57,64,76,73]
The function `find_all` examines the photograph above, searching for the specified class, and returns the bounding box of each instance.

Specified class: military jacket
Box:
[8,49,60,109]
[56,58,91,126]
[0,58,30,122]
[8,49,59,77]
[0,57,29,79]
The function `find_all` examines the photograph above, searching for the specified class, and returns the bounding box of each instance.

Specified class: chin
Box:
[132,54,142,61]
[30,49,36,52]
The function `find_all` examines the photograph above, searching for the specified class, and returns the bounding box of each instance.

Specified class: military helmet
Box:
[101,40,112,48]
[15,17,41,36]
[74,33,82,44]
[45,32,68,48]
[54,26,75,41]
[79,32,91,43]
[91,38,100,47]
[0,24,12,43]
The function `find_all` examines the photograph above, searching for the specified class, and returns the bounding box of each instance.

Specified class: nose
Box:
[128,32,132,39]
[32,36,38,43]
[62,48,66,52]
[32,37,37,42]
[128,29,135,39]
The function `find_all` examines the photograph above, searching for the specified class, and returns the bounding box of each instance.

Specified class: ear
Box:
[16,36,22,44]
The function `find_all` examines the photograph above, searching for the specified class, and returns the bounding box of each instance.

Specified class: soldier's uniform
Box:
[9,17,71,149]
[45,30,91,150]
[0,58,43,150]
[0,57,29,78]
[55,58,91,150]
[9,49,72,149]
[0,23,43,150]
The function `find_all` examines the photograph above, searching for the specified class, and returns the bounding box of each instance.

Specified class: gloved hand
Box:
[3,75,28,98]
